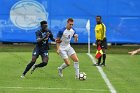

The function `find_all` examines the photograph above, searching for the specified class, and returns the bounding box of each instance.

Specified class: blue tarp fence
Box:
[0,0,140,43]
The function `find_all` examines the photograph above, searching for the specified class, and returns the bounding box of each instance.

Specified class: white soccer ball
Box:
[79,72,87,80]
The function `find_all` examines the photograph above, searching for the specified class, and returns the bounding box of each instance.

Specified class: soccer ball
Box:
[79,72,87,80]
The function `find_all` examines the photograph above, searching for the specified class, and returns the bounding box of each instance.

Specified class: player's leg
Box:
[31,50,49,73]
[21,48,39,77]
[68,47,79,79]
[21,55,38,77]
[101,48,106,66]
[70,53,79,79]
[94,49,102,66]
[101,39,107,66]
[58,58,70,77]
[58,50,70,77]
[34,55,48,68]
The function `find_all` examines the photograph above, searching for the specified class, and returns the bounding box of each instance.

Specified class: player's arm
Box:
[56,38,62,54]
[49,30,55,42]
[73,29,78,43]
[56,31,62,54]
[103,24,106,39]
[74,34,78,43]
[36,31,47,42]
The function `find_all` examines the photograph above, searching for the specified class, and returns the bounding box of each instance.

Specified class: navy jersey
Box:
[35,29,55,50]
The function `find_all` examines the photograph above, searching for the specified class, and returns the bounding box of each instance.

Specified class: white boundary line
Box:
[87,53,117,93]
[0,86,109,92]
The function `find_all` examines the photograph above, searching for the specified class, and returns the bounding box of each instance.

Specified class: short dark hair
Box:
[40,20,47,26]
[96,15,102,19]
[67,18,74,22]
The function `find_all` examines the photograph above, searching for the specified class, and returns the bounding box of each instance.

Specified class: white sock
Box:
[74,62,79,78]
[59,63,68,69]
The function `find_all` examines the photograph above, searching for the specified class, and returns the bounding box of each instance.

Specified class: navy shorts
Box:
[32,47,49,57]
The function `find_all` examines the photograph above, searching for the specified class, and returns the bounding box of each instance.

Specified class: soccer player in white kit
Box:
[56,18,79,79]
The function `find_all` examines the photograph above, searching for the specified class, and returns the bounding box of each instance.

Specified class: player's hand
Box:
[43,32,50,40]
[74,34,78,38]
[55,38,62,43]
[74,34,78,42]
[46,32,50,36]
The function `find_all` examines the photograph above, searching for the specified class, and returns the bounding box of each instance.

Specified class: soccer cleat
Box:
[20,74,25,78]
[100,63,105,67]
[58,67,63,77]
[31,64,36,74]
[75,75,79,79]
[93,63,100,66]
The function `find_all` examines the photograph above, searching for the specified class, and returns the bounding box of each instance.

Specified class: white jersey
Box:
[57,27,76,50]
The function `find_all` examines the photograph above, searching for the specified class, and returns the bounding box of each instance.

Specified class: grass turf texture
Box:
[0,44,140,93]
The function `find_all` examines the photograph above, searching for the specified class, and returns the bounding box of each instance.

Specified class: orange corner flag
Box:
[95,45,103,59]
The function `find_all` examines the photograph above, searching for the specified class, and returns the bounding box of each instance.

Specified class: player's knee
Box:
[65,62,70,66]
[43,56,49,62]
[76,59,79,62]
[73,58,79,62]
[31,57,37,62]
[67,63,70,66]
[64,58,70,66]
[71,55,79,62]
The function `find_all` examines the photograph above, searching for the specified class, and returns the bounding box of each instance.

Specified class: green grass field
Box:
[0,45,140,93]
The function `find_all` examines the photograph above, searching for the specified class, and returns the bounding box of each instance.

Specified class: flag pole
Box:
[88,26,90,54]
[86,20,90,54]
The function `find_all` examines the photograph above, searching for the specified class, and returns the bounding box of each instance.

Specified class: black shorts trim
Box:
[96,38,107,49]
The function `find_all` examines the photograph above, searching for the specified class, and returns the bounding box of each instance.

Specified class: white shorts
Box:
[59,46,76,59]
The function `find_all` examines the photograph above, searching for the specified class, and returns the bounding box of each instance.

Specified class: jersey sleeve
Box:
[57,31,63,38]
[35,31,41,40]
[103,24,106,32]
[57,28,65,38]
[72,28,77,37]
[103,24,106,38]
[48,30,55,41]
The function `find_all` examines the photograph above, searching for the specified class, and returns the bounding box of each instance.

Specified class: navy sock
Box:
[98,56,102,65]
[23,61,35,75]
[102,54,106,64]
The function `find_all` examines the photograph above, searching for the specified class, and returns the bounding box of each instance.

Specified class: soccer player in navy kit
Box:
[21,21,55,78]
